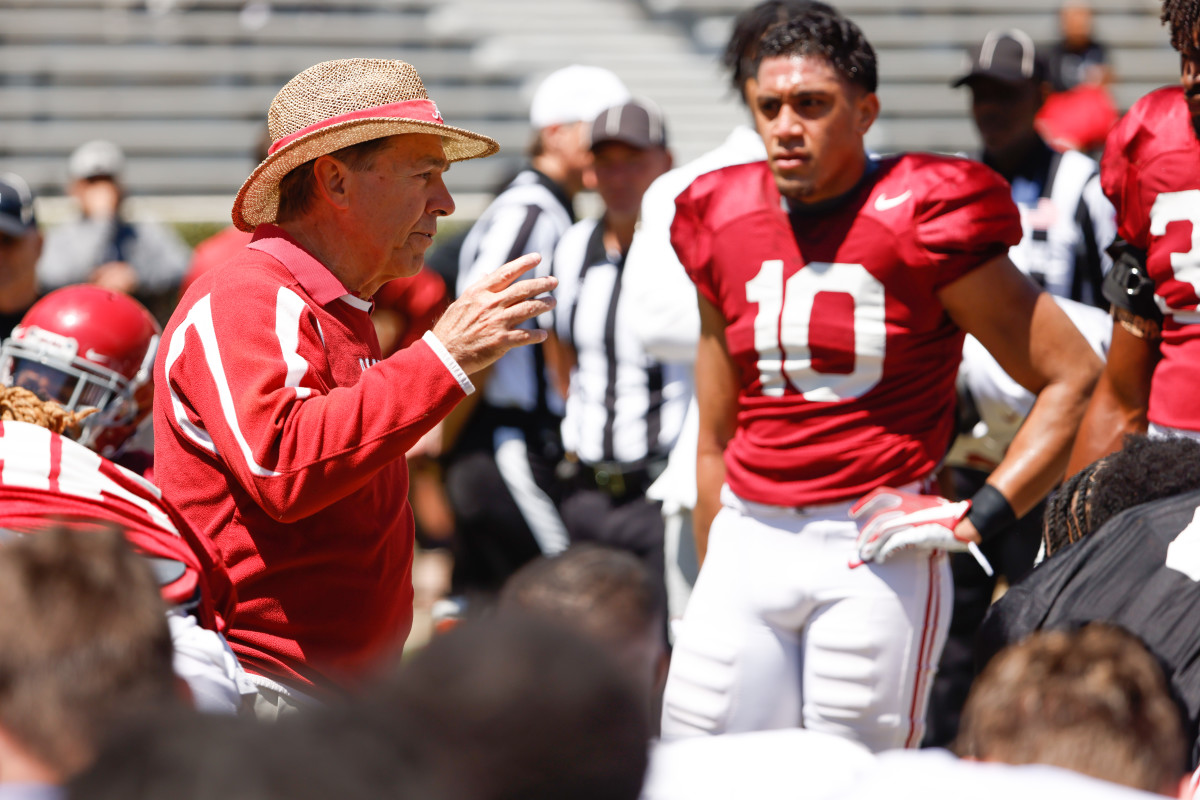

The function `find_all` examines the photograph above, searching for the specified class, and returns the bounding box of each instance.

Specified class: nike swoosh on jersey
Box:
[874,190,912,211]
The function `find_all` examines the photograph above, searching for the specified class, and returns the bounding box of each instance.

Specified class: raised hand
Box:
[432,253,557,375]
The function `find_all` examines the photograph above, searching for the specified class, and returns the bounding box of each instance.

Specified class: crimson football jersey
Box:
[0,419,232,631]
[1101,87,1200,432]
[674,156,1021,506]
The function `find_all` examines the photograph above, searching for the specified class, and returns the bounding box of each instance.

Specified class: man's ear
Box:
[311,155,352,212]
[856,91,881,136]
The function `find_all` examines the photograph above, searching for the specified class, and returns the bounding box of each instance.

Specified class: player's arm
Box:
[938,255,1102,541]
[693,291,738,566]
[1066,241,1162,474]
[1065,325,1157,475]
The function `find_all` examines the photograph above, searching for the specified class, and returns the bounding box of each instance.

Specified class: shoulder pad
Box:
[1102,240,1162,322]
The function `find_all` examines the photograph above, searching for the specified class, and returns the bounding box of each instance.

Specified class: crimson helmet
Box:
[0,286,160,457]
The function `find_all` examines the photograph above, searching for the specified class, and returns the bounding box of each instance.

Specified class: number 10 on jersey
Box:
[746,259,887,402]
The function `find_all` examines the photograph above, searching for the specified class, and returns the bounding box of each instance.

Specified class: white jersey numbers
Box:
[1150,190,1200,322]
[746,260,886,401]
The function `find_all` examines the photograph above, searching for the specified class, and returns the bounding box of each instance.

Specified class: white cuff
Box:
[423,330,474,396]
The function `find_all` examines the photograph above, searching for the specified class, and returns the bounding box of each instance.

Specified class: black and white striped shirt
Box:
[457,168,572,416]
[982,140,1117,306]
[551,218,689,466]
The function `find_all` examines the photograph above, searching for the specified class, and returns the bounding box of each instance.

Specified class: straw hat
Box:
[232,58,499,232]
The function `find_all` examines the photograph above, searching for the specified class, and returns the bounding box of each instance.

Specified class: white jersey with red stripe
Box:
[0,419,232,629]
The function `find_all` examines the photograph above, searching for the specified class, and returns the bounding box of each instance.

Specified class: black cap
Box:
[589,99,668,151]
[952,29,1045,87]
[0,173,37,237]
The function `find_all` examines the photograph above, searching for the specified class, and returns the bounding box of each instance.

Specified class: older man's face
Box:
[348,133,454,294]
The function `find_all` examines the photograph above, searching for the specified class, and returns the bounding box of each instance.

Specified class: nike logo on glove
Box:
[874,190,912,211]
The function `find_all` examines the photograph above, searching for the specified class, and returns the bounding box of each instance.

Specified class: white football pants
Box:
[661,487,952,752]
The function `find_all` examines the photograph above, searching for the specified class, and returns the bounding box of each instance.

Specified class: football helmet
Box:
[0,286,160,457]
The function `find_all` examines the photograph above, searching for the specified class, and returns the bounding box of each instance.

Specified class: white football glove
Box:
[849,487,988,572]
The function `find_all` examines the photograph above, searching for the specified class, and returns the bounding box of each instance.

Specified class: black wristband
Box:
[967,484,1017,543]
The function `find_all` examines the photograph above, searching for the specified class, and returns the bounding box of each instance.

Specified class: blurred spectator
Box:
[70,707,447,800]
[979,435,1200,769]
[1038,2,1119,153]
[499,544,668,723]
[37,141,190,323]
[958,624,1186,796]
[1047,0,1113,92]
[444,65,630,599]
[548,99,681,612]
[0,174,43,340]
[369,614,649,800]
[0,525,179,793]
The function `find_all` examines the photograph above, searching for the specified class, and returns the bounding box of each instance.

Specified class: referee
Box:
[954,29,1117,307]
[548,98,685,610]
[444,66,630,597]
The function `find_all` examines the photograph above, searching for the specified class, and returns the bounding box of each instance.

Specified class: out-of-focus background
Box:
[0,0,1174,234]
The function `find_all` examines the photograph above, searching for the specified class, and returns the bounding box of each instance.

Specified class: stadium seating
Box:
[0,0,1177,223]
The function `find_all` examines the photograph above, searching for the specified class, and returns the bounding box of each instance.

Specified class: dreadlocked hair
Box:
[722,1,836,99]
[0,386,96,437]
[1044,461,1102,558]
[1044,434,1200,558]
[1162,0,1200,56]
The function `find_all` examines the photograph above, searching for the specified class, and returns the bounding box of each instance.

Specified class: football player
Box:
[0,285,158,473]
[659,3,1100,751]
[0,286,253,712]
[1067,0,1200,472]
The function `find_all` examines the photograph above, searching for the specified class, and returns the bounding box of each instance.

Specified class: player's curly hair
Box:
[722,1,835,100]
[752,4,878,94]
[1044,434,1200,557]
[1162,0,1200,57]
[0,386,95,437]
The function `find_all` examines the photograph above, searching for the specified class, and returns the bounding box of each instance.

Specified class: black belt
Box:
[574,459,667,500]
